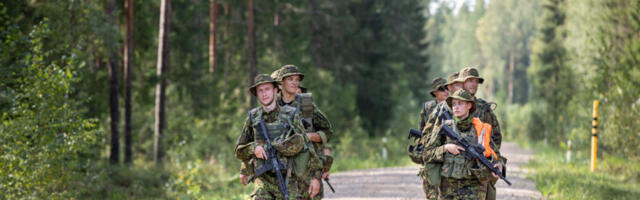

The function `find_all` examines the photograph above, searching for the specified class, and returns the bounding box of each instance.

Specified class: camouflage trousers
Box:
[422,180,438,200]
[485,177,498,200]
[251,173,311,200]
[437,177,487,200]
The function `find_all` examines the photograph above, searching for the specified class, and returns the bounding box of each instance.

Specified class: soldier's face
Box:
[433,89,448,102]
[448,82,463,94]
[256,83,276,106]
[464,78,479,95]
[282,75,301,94]
[451,99,472,118]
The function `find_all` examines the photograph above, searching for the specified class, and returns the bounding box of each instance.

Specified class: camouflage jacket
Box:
[409,100,439,164]
[235,105,323,180]
[277,95,333,147]
[422,116,501,181]
[277,94,334,172]
[473,98,502,155]
[419,100,439,132]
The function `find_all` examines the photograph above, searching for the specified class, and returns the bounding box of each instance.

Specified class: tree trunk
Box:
[223,0,231,84]
[508,51,515,104]
[107,0,120,165]
[123,0,134,165]
[247,0,257,106]
[209,0,218,78]
[154,0,171,165]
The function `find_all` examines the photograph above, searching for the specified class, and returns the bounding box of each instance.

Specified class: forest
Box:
[1,0,639,199]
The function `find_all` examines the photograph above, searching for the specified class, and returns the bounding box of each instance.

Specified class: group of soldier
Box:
[234,65,334,200]
[233,65,506,200]
[408,67,507,200]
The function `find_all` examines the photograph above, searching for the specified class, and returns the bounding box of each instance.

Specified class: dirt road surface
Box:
[322,142,541,200]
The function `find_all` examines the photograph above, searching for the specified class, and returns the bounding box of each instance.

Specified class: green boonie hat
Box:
[273,134,305,156]
[276,65,305,82]
[458,67,484,84]
[249,74,278,96]
[270,68,282,79]
[446,89,476,115]
[429,77,447,97]
[445,72,461,85]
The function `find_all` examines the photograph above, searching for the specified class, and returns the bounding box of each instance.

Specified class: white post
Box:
[566,140,572,162]
[381,137,388,160]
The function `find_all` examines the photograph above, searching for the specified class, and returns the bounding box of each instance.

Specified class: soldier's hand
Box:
[306,132,322,142]
[254,145,268,159]
[239,174,248,186]
[309,178,321,198]
[492,164,503,178]
[444,144,465,155]
[322,171,330,179]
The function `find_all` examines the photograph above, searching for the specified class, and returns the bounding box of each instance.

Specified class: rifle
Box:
[432,106,512,186]
[247,119,290,199]
[324,178,335,193]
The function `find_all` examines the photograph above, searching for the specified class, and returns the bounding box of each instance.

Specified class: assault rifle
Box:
[407,129,424,153]
[432,106,512,186]
[247,119,289,199]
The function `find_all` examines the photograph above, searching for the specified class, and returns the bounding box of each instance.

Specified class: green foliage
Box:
[527,0,575,145]
[527,142,640,199]
[0,19,100,199]
[592,0,640,161]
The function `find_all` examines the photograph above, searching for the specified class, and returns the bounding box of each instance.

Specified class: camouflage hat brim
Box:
[446,90,476,115]
[249,81,278,96]
[462,76,485,84]
[279,72,304,82]
[249,74,279,96]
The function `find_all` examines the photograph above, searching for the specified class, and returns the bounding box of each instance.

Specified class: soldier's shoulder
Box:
[423,100,436,107]
[249,107,261,115]
[475,97,497,112]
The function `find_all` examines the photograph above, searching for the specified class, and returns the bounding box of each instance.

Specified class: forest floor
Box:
[322,142,542,200]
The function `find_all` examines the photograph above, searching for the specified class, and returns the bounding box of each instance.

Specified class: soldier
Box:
[414,72,463,199]
[407,77,448,199]
[419,77,449,132]
[422,90,503,200]
[457,67,506,200]
[235,74,323,199]
[422,72,463,134]
[275,65,334,199]
[446,72,463,94]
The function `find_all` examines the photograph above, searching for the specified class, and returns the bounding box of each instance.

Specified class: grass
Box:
[525,142,640,199]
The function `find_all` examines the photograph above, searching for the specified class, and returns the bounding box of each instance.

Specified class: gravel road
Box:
[322,142,542,200]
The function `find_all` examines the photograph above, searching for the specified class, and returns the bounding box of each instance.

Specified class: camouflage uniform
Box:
[235,74,323,200]
[276,65,334,199]
[457,67,506,200]
[422,90,500,200]
[419,77,448,132]
[413,75,458,199]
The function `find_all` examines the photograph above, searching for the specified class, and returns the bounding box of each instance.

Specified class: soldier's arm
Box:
[292,113,324,180]
[419,102,428,131]
[311,104,333,146]
[422,118,448,163]
[488,111,502,151]
[234,117,256,162]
